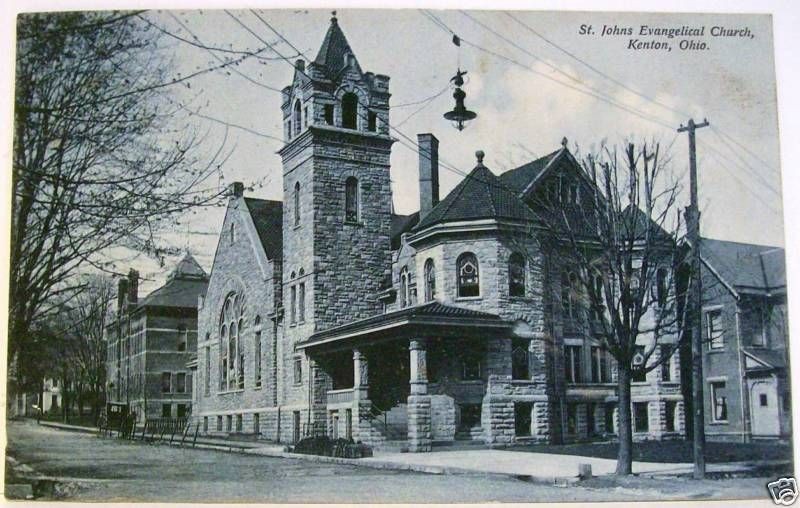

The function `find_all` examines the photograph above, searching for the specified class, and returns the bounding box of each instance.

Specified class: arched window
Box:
[230,223,236,245]
[399,266,409,308]
[342,92,358,129]
[424,258,436,302]
[509,253,526,297]
[293,99,302,136]
[345,177,359,223]
[219,292,246,391]
[457,253,480,298]
[656,267,669,308]
[294,182,300,227]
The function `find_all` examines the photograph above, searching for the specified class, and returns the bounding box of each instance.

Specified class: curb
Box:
[38,422,98,434]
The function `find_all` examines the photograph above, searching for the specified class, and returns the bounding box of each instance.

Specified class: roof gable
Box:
[414,163,535,231]
[168,252,207,281]
[701,238,785,291]
[499,149,562,194]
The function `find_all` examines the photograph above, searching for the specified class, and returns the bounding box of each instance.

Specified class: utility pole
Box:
[678,117,709,480]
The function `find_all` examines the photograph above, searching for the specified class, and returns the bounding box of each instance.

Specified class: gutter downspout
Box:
[735,303,748,443]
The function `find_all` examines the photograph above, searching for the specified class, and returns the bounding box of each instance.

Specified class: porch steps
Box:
[372,440,409,453]
[455,426,484,441]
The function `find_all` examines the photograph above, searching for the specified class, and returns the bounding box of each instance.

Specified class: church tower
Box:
[278,13,394,334]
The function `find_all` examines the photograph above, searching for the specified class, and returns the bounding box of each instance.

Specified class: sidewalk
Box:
[38,420,787,482]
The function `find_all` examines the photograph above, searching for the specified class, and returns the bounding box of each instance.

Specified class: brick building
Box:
[106,253,208,422]
[191,15,685,451]
[699,238,790,441]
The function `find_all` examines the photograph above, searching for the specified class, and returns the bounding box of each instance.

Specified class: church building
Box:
[191,14,685,451]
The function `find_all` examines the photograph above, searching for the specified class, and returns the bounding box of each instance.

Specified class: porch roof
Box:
[297,301,510,352]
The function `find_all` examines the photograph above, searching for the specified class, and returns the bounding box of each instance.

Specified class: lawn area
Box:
[509,439,793,464]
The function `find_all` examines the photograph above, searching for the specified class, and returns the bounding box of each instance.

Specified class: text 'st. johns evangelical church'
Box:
[191,14,686,451]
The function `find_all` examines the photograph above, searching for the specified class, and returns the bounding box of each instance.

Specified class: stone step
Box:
[372,439,409,453]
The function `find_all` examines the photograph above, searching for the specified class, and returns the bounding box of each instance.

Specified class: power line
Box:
[505,13,691,120]
[710,124,780,174]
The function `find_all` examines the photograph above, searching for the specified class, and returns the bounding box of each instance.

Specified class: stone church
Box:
[191,14,685,451]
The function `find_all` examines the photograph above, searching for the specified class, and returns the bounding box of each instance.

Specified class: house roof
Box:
[313,15,361,79]
[391,212,419,250]
[498,149,562,194]
[138,265,208,310]
[167,252,207,281]
[244,198,283,261]
[701,238,785,292]
[414,162,536,231]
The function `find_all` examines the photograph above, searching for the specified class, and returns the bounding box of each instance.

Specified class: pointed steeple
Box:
[168,252,208,281]
[313,12,361,78]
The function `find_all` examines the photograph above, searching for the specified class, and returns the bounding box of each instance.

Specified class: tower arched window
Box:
[294,182,300,227]
[293,99,302,136]
[424,258,436,302]
[230,223,236,245]
[509,253,526,297]
[219,292,246,391]
[399,266,410,308]
[345,177,359,223]
[342,93,358,130]
[457,253,480,298]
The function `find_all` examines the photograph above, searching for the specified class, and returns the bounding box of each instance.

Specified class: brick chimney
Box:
[417,133,439,218]
[117,277,128,312]
[128,269,139,304]
[231,181,244,198]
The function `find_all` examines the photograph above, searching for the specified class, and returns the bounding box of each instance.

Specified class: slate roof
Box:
[701,238,785,291]
[313,16,361,79]
[391,212,419,250]
[139,253,208,310]
[304,301,506,344]
[414,163,536,231]
[244,198,283,261]
[498,149,562,194]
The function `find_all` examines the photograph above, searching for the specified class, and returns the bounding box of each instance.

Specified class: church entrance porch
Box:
[296,302,529,452]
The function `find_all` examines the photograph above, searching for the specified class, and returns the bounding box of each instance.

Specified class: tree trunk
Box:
[616,365,633,475]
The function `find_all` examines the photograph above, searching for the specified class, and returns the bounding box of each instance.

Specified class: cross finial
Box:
[331,10,337,23]
[561,136,568,148]
[476,150,485,164]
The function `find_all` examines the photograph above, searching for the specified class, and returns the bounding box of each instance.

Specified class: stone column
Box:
[408,339,432,452]
[352,349,372,444]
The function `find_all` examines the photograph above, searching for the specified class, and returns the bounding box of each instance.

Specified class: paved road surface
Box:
[5,420,772,503]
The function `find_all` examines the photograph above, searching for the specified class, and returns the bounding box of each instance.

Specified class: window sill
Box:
[509,296,533,302]
[344,220,362,226]
[455,296,482,302]
[709,420,729,425]
[217,389,245,395]
[707,348,726,354]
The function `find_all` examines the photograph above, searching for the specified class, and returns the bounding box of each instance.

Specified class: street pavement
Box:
[5,420,777,503]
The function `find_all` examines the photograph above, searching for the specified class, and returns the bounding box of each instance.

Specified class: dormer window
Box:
[342,93,358,130]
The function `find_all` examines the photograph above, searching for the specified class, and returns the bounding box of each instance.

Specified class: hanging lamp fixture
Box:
[443,34,477,131]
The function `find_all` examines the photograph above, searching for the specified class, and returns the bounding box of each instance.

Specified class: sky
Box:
[37,8,788,295]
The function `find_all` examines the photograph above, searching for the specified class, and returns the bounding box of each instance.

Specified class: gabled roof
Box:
[620,204,673,243]
[743,348,787,371]
[499,149,562,194]
[244,198,283,261]
[391,212,419,250]
[313,15,361,79]
[414,163,536,231]
[139,255,208,310]
[167,252,207,281]
[701,238,785,292]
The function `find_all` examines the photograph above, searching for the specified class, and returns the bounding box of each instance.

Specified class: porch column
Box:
[408,339,432,452]
[352,349,372,444]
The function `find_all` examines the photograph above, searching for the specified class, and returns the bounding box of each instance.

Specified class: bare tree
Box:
[10,12,229,382]
[533,141,689,475]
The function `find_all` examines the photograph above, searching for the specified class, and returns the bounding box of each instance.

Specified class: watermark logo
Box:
[768,477,798,506]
